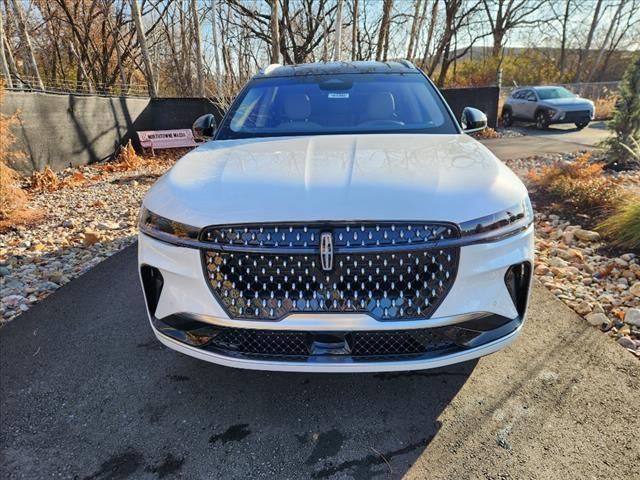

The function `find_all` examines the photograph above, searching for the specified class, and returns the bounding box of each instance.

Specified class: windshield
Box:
[536,87,576,100]
[215,73,458,140]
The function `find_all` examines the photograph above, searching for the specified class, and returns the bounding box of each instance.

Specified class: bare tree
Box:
[0,8,12,87]
[558,0,572,78]
[334,0,343,60]
[481,0,548,58]
[131,0,157,97]
[270,0,280,63]
[420,0,439,70]
[375,0,393,61]
[574,0,603,82]
[406,0,422,61]
[211,0,222,88]
[589,0,625,81]
[351,0,358,60]
[191,0,205,96]
[10,0,43,90]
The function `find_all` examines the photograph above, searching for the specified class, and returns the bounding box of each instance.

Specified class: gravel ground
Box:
[2,149,639,358]
[504,152,640,356]
[0,160,171,323]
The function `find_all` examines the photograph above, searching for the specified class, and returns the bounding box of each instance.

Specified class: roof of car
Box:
[514,85,564,90]
[256,60,419,78]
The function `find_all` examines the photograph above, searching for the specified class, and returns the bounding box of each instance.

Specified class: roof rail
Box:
[396,59,417,70]
[259,63,282,75]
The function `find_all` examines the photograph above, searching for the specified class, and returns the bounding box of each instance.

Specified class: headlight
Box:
[139,207,200,244]
[459,197,533,243]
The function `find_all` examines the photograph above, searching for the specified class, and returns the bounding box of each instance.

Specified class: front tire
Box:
[575,121,589,130]
[501,109,513,127]
[535,111,550,130]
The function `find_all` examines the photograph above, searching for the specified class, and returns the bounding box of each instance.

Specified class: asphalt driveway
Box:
[1,244,638,479]
[481,121,610,160]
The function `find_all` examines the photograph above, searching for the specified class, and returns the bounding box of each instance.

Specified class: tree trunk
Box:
[69,41,94,93]
[421,0,438,71]
[351,0,358,61]
[130,0,157,97]
[2,34,20,87]
[211,0,222,88]
[375,0,393,61]
[587,0,625,83]
[333,0,343,61]
[559,0,571,78]
[574,0,603,83]
[190,0,205,96]
[0,9,12,88]
[10,0,43,90]
[406,0,422,61]
[270,0,280,63]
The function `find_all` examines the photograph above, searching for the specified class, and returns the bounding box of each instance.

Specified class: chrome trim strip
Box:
[151,322,523,372]
[141,222,533,252]
[155,311,494,331]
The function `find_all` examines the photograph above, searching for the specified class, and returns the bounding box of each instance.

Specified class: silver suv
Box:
[502,86,595,130]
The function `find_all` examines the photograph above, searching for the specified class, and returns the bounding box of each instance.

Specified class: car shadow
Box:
[155,353,477,479]
[509,120,606,136]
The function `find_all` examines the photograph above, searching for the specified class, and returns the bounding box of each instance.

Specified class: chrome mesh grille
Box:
[204,327,456,359]
[201,222,457,249]
[201,221,460,321]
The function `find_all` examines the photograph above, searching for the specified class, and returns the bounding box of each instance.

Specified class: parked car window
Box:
[217,73,458,139]
[512,90,524,99]
[535,86,576,100]
[524,90,537,101]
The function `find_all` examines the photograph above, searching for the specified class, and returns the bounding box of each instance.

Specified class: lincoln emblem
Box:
[320,232,334,271]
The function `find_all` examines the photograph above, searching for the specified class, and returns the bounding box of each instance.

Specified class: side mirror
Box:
[192,114,217,141]
[461,107,487,133]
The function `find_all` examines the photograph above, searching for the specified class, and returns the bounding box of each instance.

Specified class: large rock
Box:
[624,308,640,327]
[548,257,568,268]
[585,312,609,327]
[629,283,640,297]
[574,229,601,242]
[82,230,102,246]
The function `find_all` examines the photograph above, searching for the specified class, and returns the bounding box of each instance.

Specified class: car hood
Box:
[542,97,593,109]
[144,134,528,227]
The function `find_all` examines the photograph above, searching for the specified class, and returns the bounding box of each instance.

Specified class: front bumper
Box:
[138,225,534,372]
[549,109,594,124]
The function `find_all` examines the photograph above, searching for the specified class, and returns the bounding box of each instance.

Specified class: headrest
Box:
[366,92,396,120]
[283,93,311,121]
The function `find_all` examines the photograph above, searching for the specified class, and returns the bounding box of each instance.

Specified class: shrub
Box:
[528,152,622,213]
[0,83,27,220]
[598,196,640,249]
[602,55,640,167]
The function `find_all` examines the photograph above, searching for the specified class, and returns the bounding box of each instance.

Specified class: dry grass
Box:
[0,82,28,220]
[473,127,500,139]
[598,196,640,250]
[528,152,622,213]
[593,95,618,121]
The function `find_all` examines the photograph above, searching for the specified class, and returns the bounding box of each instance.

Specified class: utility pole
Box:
[333,0,343,61]
[130,0,157,97]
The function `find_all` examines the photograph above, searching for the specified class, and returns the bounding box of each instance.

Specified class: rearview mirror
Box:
[192,114,217,141]
[461,107,487,134]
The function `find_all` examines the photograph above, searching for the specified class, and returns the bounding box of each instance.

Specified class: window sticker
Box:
[328,93,349,99]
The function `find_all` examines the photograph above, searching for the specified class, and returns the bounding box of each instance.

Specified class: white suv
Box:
[138,61,534,372]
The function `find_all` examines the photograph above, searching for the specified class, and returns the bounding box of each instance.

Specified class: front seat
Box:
[279,93,321,129]
[359,92,405,127]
